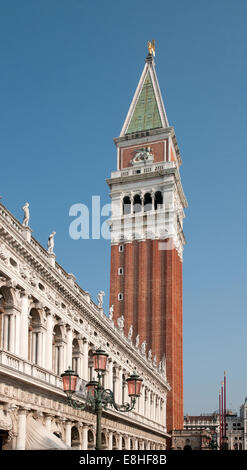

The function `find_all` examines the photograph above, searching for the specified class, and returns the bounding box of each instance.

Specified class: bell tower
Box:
[107,46,187,432]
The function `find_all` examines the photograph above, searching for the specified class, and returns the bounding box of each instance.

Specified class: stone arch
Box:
[144,193,152,212]
[154,191,163,210]
[133,194,142,213]
[101,431,107,450]
[184,444,192,451]
[88,429,95,449]
[71,426,80,449]
[123,196,131,215]
[112,434,117,450]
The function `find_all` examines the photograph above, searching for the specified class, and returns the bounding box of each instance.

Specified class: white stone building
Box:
[0,202,170,450]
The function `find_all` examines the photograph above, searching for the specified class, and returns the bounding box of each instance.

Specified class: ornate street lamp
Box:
[61,347,143,450]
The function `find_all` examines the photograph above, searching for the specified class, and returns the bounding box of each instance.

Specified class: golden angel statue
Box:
[147,40,155,56]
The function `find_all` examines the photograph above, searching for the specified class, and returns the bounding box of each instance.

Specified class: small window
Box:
[38,283,45,291]
[118,293,123,301]
[119,244,124,252]
[9,257,17,268]
[118,267,124,275]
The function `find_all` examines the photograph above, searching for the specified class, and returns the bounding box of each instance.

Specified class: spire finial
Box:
[147,40,155,57]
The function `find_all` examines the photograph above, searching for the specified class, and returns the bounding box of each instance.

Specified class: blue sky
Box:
[0,0,247,415]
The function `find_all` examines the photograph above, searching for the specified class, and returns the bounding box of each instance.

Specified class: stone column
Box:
[44,414,52,433]
[15,310,21,356]
[3,315,9,350]
[58,345,65,375]
[140,386,145,416]
[16,408,28,450]
[122,376,127,404]
[130,194,134,215]
[36,331,42,365]
[113,366,119,404]
[81,424,88,450]
[46,312,53,370]
[9,314,15,353]
[147,390,151,420]
[32,332,37,363]
[108,359,113,391]
[108,432,113,450]
[151,190,155,211]
[126,436,131,450]
[66,327,73,369]
[19,294,30,359]
[134,438,138,450]
[118,367,123,404]
[65,421,72,447]
[82,339,88,381]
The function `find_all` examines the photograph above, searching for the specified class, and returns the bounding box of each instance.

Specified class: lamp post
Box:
[61,348,143,450]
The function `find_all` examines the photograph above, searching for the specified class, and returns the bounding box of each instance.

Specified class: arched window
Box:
[52,324,64,375]
[133,194,142,213]
[28,309,42,365]
[72,338,80,374]
[154,191,163,210]
[144,193,152,212]
[123,196,131,215]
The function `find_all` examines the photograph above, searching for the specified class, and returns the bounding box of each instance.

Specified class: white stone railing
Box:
[111,162,175,179]
[0,350,63,389]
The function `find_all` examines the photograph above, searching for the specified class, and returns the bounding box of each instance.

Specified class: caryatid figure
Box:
[22,202,30,227]
[48,231,56,254]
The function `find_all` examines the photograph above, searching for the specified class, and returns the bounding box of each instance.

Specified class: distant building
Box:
[172,402,247,450]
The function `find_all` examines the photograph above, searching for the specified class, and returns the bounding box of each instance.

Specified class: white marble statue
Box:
[117,315,124,332]
[47,231,56,254]
[148,349,152,362]
[97,291,105,309]
[128,325,133,341]
[22,202,30,227]
[135,334,140,349]
[109,304,114,321]
[141,341,147,356]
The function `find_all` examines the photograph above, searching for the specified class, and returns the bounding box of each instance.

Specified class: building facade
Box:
[0,202,170,450]
[108,51,187,432]
[172,405,247,450]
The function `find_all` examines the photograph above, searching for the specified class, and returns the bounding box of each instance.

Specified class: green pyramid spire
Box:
[126,71,163,134]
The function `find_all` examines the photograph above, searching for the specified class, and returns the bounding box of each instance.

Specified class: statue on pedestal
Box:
[22,202,30,227]
[109,304,114,321]
[97,291,105,309]
[48,232,56,254]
